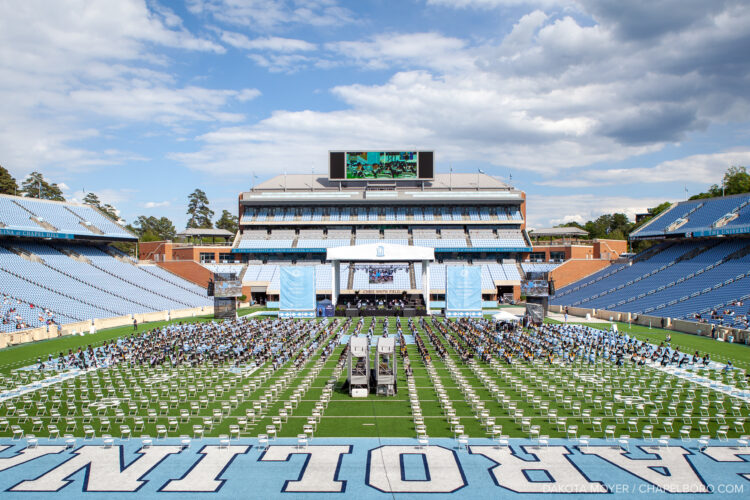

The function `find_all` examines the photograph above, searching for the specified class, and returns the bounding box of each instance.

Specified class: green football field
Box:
[1,316,748,443]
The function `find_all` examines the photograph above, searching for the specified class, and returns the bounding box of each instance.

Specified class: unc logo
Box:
[376,246,385,257]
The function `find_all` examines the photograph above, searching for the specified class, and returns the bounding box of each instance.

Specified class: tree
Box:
[0,165,18,195]
[186,189,214,229]
[689,165,749,199]
[21,171,65,201]
[82,192,120,221]
[215,209,238,234]
[132,216,176,241]
[722,165,750,196]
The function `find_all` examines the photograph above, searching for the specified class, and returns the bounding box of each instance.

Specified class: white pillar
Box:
[422,260,431,315]
[332,260,340,306]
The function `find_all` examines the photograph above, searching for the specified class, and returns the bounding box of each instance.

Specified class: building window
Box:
[219,253,233,263]
[550,251,565,262]
[200,252,215,263]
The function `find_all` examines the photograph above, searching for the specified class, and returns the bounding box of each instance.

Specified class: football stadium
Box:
[3,0,750,497]
[0,153,748,499]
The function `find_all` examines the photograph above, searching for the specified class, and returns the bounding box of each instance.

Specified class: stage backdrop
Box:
[445,265,482,317]
[279,266,316,318]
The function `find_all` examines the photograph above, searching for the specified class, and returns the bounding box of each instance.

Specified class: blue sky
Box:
[1,0,749,229]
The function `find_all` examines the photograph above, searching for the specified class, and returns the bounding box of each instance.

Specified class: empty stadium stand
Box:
[0,194,135,239]
[553,222,750,329]
[0,196,209,332]
[632,192,750,239]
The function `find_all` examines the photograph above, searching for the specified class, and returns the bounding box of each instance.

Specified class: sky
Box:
[1,0,749,229]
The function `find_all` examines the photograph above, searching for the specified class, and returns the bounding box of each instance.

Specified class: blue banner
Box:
[0,228,74,239]
[445,265,482,313]
[280,266,316,313]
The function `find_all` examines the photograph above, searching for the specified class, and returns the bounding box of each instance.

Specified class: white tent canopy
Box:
[492,310,520,322]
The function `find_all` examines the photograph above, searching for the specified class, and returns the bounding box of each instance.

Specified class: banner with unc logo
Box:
[280,266,316,316]
[445,266,482,316]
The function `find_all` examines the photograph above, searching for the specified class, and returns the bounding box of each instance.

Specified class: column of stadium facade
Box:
[422,260,430,314]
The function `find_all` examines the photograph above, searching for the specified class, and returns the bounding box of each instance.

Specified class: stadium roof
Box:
[251,173,510,191]
[243,173,521,203]
[529,227,589,237]
[177,228,234,238]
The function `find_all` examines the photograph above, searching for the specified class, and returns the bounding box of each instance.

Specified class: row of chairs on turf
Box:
[258,349,347,452]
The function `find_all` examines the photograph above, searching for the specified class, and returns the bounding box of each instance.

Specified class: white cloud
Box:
[175,1,750,181]
[236,88,262,102]
[535,149,750,187]
[68,188,135,208]
[188,0,352,30]
[528,194,672,227]
[68,85,255,124]
[327,32,471,71]
[221,32,316,52]
[248,53,315,73]
[0,0,244,178]
[144,201,171,208]
[426,0,571,7]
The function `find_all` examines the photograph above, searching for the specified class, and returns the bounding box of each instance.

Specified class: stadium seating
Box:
[414,238,468,248]
[0,195,133,238]
[237,239,294,249]
[203,264,245,277]
[633,194,750,238]
[522,262,559,273]
[552,239,750,322]
[0,242,209,329]
[296,239,349,249]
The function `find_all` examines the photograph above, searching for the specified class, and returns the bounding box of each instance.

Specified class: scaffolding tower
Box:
[374,336,397,396]
[347,336,370,397]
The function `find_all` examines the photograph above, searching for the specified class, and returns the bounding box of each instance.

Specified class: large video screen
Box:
[214,280,242,298]
[368,266,395,284]
[346,152,417,180]
[522,280,550,297]
[329,151,433,180]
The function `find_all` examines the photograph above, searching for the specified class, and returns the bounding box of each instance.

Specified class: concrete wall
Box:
[595,309,635,323]
[0,306,213,350]
[139,241,173,261]
[593,239,628,260]
[156,261,213,288]
[555,305,750,345]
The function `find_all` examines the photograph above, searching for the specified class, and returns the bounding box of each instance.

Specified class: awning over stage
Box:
[326,243,435,313]
[326,242,434,262]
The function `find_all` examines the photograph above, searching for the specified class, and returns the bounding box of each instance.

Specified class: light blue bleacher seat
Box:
[237,239,294,249]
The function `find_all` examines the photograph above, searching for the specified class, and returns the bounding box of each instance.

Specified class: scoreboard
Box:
[329,151,433,181]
